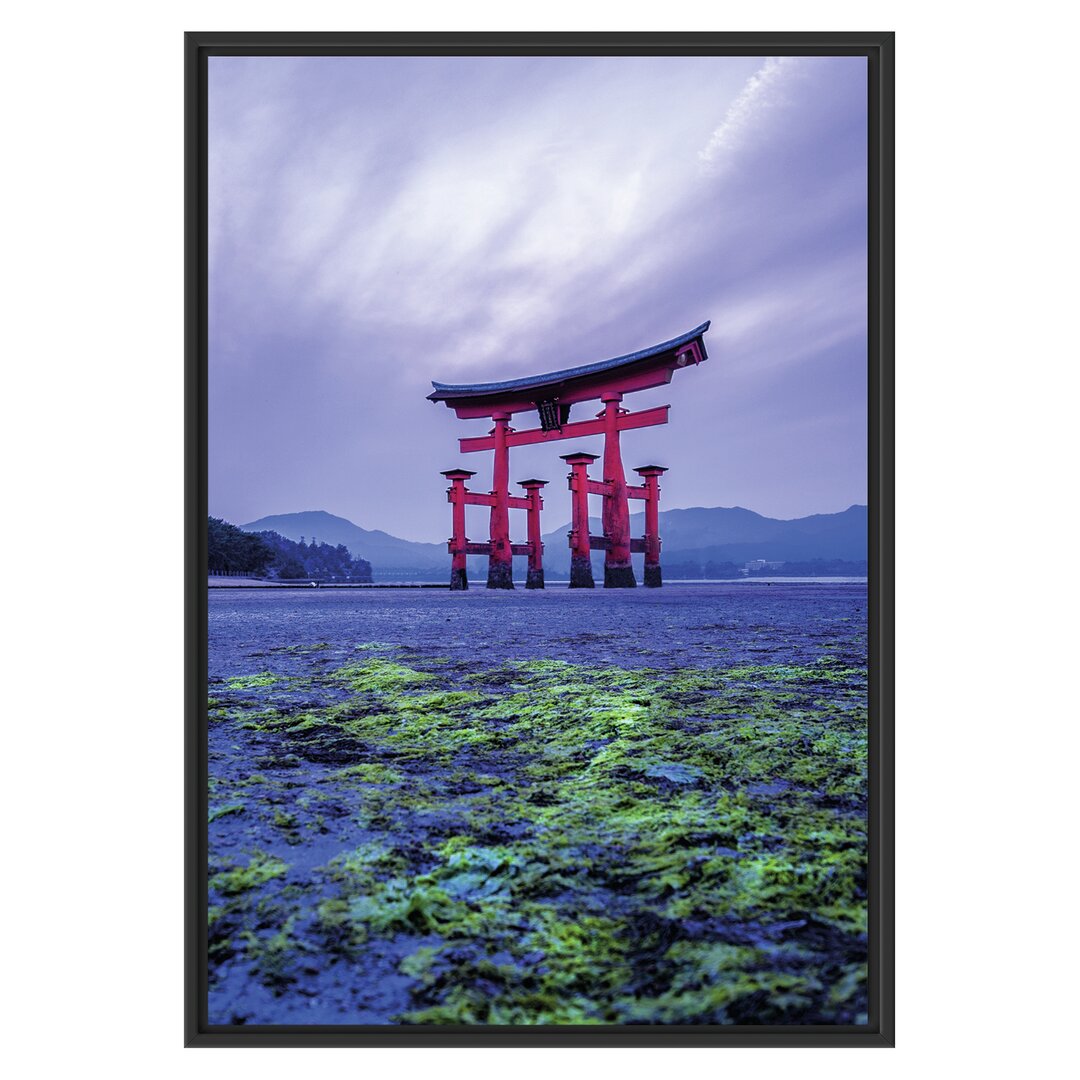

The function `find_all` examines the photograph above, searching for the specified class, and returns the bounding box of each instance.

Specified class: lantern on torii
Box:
[428,322,710,590]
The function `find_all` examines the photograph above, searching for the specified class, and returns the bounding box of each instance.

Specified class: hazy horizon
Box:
[234,500,868,547]
[209,55,868,542]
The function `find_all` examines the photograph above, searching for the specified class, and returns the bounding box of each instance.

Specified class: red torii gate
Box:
[429,322,710,590]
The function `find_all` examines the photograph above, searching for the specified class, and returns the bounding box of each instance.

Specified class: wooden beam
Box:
[463,492,532,510]
[465,541,539,556]
[459,405,670,454]
[586,536,647,552]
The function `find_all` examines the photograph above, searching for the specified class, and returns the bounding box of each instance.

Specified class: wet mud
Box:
[207,584,868,1025]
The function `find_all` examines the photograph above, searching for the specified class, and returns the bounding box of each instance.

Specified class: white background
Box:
[3,1,1076,1075]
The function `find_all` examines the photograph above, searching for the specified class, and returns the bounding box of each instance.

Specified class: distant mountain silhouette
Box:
[240,511,446,574]
[540,505,867,575]
[240,505,866,580]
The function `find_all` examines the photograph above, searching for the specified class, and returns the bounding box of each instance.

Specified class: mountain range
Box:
[241,510,448,572]
[241,505,867,580]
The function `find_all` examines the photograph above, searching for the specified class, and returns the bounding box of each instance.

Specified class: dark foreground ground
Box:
[207,583,868,1026]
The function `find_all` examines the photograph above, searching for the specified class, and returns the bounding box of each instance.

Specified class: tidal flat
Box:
[207,583,868,1025]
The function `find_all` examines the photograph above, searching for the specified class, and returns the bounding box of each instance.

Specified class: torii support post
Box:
[487,411,513,589]
[519,479,547,589]
[442,469,476,590]
[601,392,635,588]
[634,465,668,587]
[561,452,597,588]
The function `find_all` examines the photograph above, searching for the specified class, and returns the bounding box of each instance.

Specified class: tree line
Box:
[208,517,373,582]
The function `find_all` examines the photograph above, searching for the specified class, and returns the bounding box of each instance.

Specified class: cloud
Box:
[207,55,868,535]
[697,57,802,172]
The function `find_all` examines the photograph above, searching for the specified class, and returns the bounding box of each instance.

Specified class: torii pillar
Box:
[634,465,668,587]
[601,391,635,588]
[561,452,597,588]
[486,411,513,589]
[442,469,475,591]
[519,479,548,589]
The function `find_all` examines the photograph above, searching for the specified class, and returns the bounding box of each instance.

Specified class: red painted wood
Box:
[562,454,596,555]
[459,405,669,454]
[462,492,531,510]
[601,394,633,582]
[487,414,513,587]
[444,367,677,419]
[519,480,548,575]
[436,326,698,590]
[441,471,474,584]
[431,323,709,418]
[674,340,703,367]
[634,466,667,570]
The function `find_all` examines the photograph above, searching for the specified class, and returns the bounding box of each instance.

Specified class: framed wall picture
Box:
[186,31,893,1047]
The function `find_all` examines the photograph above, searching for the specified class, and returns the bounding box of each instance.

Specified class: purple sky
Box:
[209,55,867,542]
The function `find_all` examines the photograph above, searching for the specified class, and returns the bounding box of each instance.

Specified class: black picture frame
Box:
[186,30,894,1047]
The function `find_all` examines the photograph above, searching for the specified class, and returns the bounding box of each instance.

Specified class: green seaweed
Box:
[210,852,288,896]
[208,647,867,1024]
[242,917,302,992]
[329,763,403,784]
[226,671,280,689]
[329,658,437,693]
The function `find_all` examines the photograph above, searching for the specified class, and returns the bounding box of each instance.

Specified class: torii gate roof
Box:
[428,321,710,418]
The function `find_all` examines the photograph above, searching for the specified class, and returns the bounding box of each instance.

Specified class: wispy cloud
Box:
[208,55,868,535]
[698,57,801,172]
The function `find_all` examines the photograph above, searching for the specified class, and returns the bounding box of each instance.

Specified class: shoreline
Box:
[208,576,868,589]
